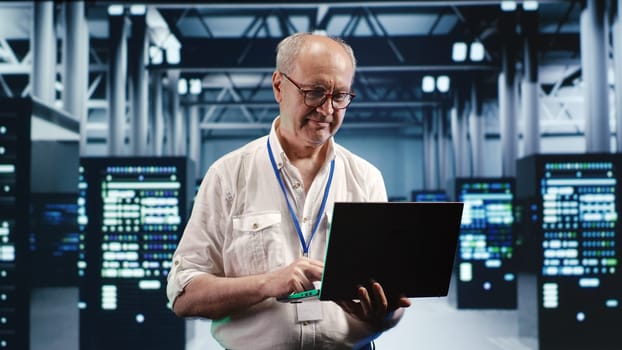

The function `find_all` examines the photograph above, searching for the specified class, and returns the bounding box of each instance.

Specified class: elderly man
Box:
[167,32,411,350]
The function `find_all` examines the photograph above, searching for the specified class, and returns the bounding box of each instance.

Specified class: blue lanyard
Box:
[267,138,334,256]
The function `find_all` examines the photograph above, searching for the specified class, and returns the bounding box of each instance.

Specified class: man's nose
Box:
[316,96,334,116]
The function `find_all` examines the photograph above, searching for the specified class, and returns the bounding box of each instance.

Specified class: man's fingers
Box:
[357,286,371,316]
[371,282,388,311]
[399,297,412,308]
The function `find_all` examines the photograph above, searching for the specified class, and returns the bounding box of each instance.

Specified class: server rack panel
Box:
[411,190,449,202]
[29,193,79,286]
[517,154,622,350]
[0,98,31,349]
[79,157,192,350]
[450,177,517,309]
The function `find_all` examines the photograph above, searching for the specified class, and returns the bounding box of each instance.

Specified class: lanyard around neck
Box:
[266,137,334,256]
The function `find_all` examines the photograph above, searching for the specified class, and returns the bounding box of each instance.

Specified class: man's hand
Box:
[262,257,324,298]
[336,281,411,331]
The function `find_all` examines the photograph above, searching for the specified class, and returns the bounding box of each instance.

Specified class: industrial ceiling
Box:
[0,1,589,141]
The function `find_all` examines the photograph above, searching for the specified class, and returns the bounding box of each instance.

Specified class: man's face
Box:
[273,37,354,149]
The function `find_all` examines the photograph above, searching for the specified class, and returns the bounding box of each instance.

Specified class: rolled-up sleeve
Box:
[166,256,208,306]
[166,166,228,306]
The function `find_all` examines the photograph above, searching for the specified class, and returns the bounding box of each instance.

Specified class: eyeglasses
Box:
[280,72,355,110]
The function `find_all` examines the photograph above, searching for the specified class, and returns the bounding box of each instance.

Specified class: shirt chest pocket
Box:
[229,211,285,276]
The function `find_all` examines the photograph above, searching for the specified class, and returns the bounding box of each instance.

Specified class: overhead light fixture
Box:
[189,79,202,95]
[129,5,146,16]
[422,76,435,93]
[469,42,485,62]
[149,46,163,65]
[166,47,180,64]
[163,35,182,64]
[436,76,450,93]
[452,42,467,62]
[107,5,124,16]
[147,8,182,65]
[500,1,517,11]
[522,1,539,11]
[178,78,188,95]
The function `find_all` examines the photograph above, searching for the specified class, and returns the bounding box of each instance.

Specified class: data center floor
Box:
[31,274,538,350]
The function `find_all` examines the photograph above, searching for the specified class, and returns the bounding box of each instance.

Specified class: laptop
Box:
[278,201,464,302]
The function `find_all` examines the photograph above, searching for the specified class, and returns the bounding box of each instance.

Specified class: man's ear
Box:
[272,71,283,103]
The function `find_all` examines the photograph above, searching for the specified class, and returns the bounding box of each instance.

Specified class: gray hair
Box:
[275,32,357,75]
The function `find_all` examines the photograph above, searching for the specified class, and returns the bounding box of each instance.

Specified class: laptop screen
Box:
[319,201,464,301]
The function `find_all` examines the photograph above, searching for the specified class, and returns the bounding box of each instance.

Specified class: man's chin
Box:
[305,134,331,147]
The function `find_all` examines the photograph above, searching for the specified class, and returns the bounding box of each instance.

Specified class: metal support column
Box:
[188,95,201,179]
[450,89,470,178]
[614,0,622,150]
[164,72,176,155]
[499,12,518,177]
[151,71,164,156]
[423,108,437,190]
[437,106,448,189]
[178,102,188,157]
[521,9,540,156]
[80,6,89,154]
[581,0,610,152]
[108,13,129,156]
[63,2,88,154]
[32,1,56,104]
[166,69,182,156]
[469,80,484,177]
[130,13,149,156]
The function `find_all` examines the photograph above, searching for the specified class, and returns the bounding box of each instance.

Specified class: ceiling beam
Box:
[150,1,568,10]
[182,100,439,108]
[199,121,420,130]
[149,36,501,71]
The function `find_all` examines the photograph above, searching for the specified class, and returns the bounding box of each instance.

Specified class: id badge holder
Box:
[296,298,323,322]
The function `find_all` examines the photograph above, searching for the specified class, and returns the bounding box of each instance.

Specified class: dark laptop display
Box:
[319,202,463,301]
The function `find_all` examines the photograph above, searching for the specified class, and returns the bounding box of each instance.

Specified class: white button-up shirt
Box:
[167,117,388,350]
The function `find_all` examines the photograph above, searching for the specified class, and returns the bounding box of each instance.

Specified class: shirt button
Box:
[303,217,308,223]
[252,223,259,230]
[302,321,309,326]
[293,182,301,189]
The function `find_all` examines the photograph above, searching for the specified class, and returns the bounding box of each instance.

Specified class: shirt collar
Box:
[268,116,336,170]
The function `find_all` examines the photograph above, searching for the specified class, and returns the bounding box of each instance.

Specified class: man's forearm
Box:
[172,273,270,320]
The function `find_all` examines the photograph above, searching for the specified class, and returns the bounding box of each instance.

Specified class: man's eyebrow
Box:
[303,80,329,88]
[299,78,351,91]
[312,83,351,91]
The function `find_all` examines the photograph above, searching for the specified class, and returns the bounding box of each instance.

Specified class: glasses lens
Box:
[304,91,352,109]
[304,91,326,107]
[332,93,352,109]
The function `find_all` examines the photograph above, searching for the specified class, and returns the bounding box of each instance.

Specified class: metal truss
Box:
[0,38,30,98]
[0,1,593,144]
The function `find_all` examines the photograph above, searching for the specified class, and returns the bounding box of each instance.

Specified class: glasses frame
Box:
[279,72,355,110]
